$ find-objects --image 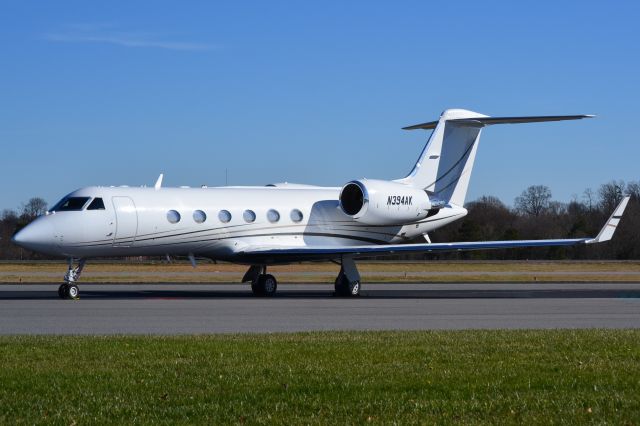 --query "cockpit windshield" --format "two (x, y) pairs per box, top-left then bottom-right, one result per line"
(87, 198), (105, 210)
(50, 197), (91, 212)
